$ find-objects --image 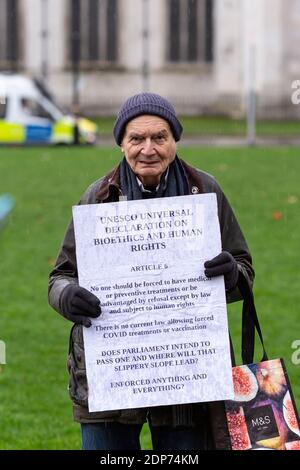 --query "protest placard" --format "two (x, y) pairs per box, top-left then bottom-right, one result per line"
(73, 194), (234, 412)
